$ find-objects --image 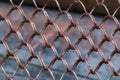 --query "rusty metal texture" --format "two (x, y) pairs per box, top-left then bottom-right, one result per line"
(0, 0), (120, 80)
